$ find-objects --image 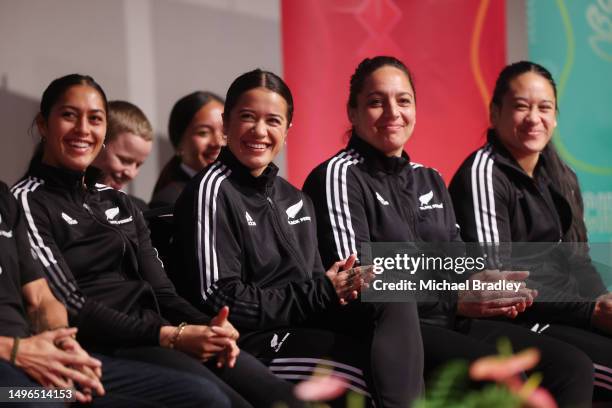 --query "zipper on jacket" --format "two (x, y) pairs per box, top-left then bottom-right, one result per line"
(533, 183), (563, 242)
(82, 201), (127, 266)
(264, 194), (309, 276)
